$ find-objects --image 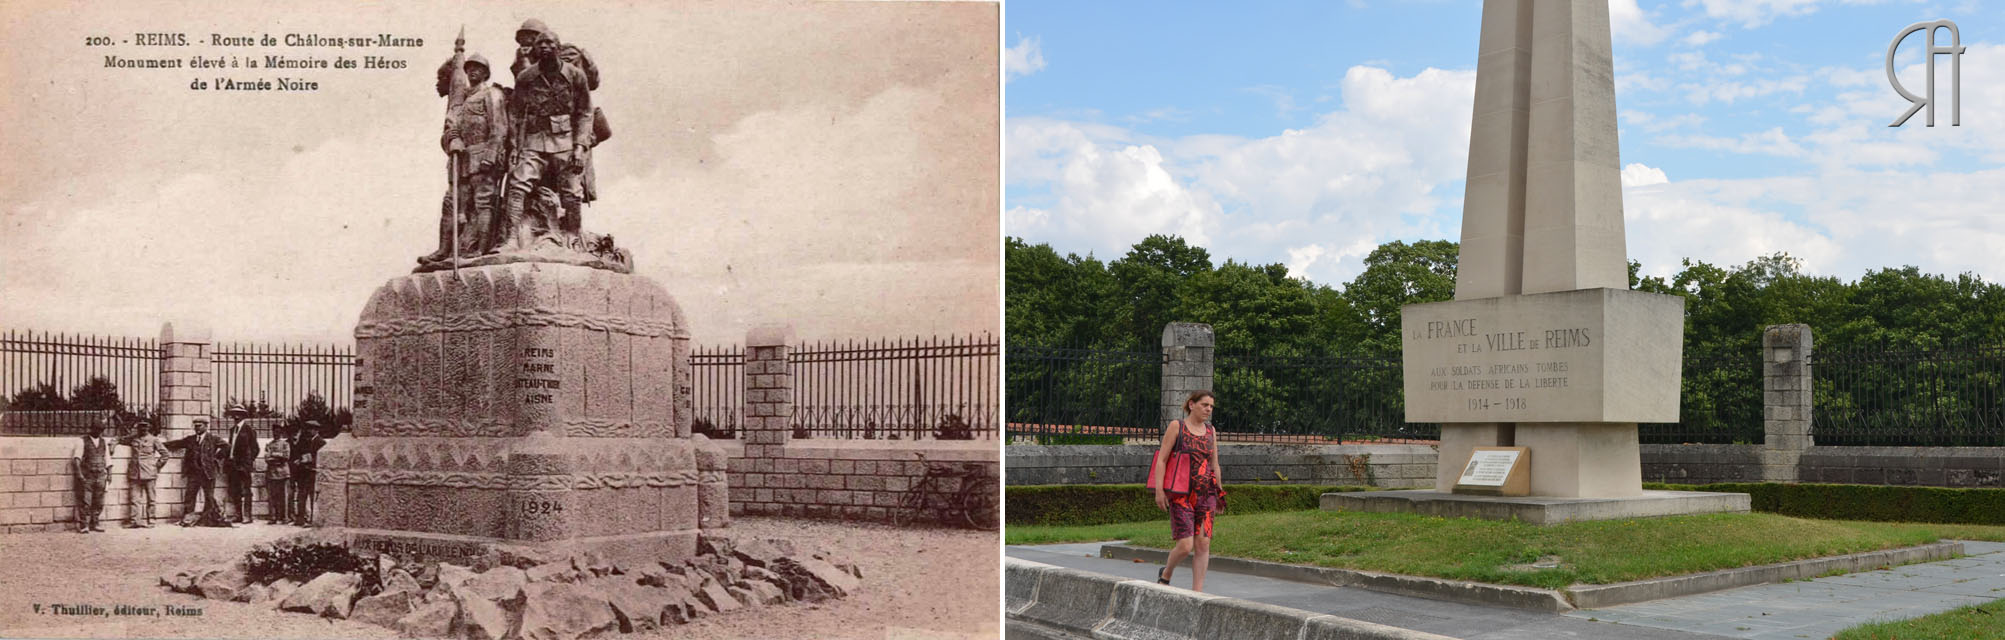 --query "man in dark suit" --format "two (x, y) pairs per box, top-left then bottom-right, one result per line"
(70, 421), (114, 533)
(164, 417), (229, 526)
(224, 404), (262, 524)
(291, 421), (325, 526)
